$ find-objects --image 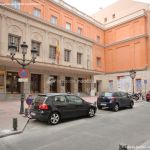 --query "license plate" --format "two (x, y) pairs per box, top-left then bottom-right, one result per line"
(31, 112), (36, 116)
(101, 103), (106, 106)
